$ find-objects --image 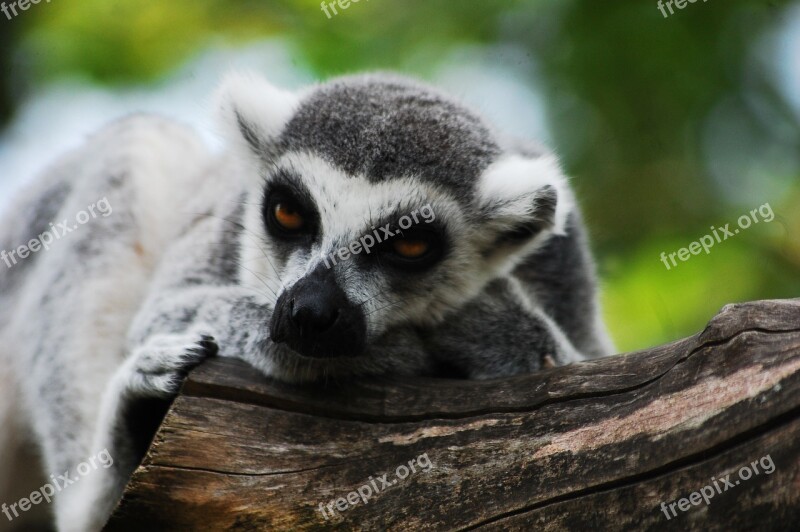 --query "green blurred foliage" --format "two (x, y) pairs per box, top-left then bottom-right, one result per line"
(3, 0), (799, 352)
